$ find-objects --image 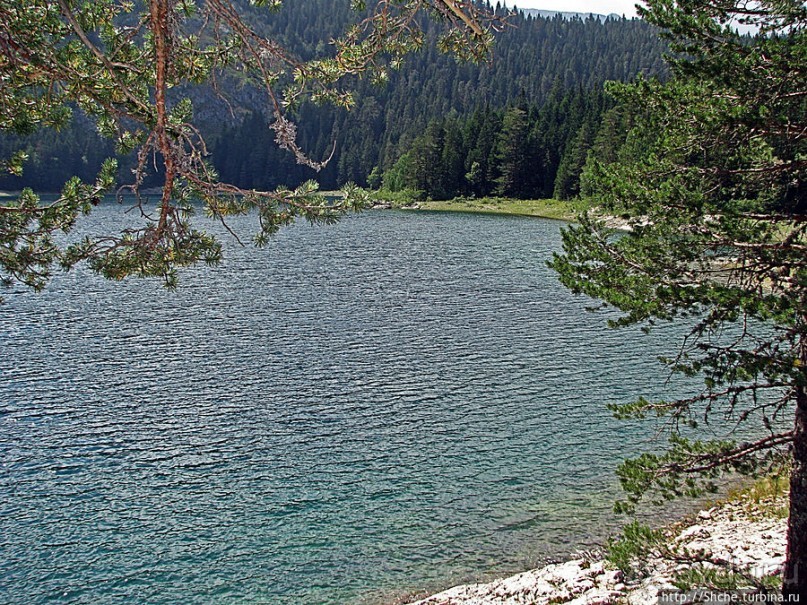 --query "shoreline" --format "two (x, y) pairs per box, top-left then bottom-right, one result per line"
(373, 196), (586, 222)
(401, 488), (788, 605)
(1, 189), (588, 224)
(374, 196), (639, 231)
